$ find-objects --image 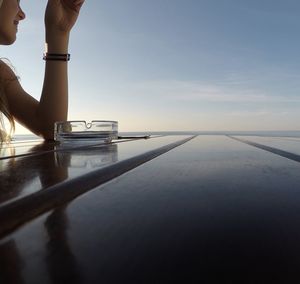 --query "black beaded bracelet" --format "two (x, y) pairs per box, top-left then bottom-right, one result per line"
(43, 53), (70, 61)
